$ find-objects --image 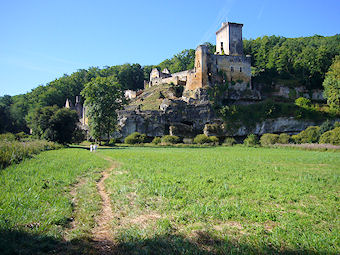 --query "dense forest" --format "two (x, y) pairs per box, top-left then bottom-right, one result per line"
(0, 34), (339, 134)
